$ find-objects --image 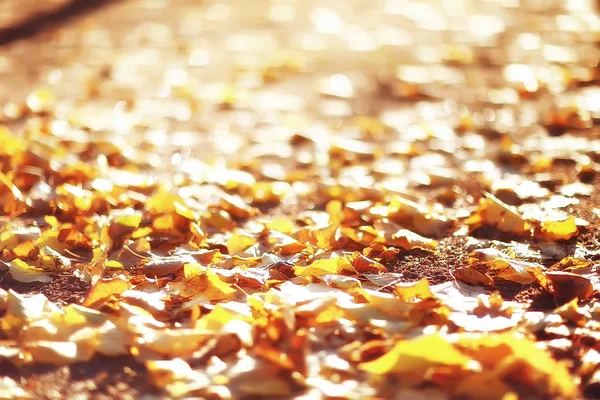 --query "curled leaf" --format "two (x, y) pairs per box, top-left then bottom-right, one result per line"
(546, 271), (594, 301)
(7, 259), (52, 283)
(467, 194), (530, 235)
